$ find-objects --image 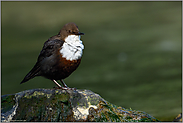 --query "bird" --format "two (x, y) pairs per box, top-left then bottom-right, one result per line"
(20, 22), (84, 90)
